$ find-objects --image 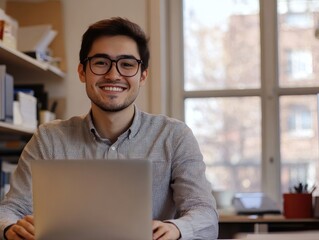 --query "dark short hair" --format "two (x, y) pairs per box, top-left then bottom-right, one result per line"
(79, 17), (150, 72)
